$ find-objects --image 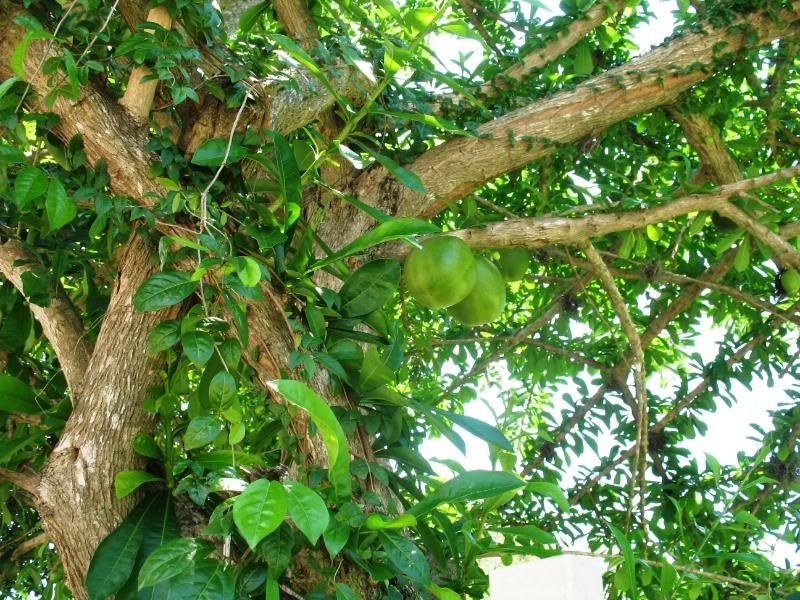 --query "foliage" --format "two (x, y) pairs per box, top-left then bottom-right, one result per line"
(0, 0), (799, 598)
